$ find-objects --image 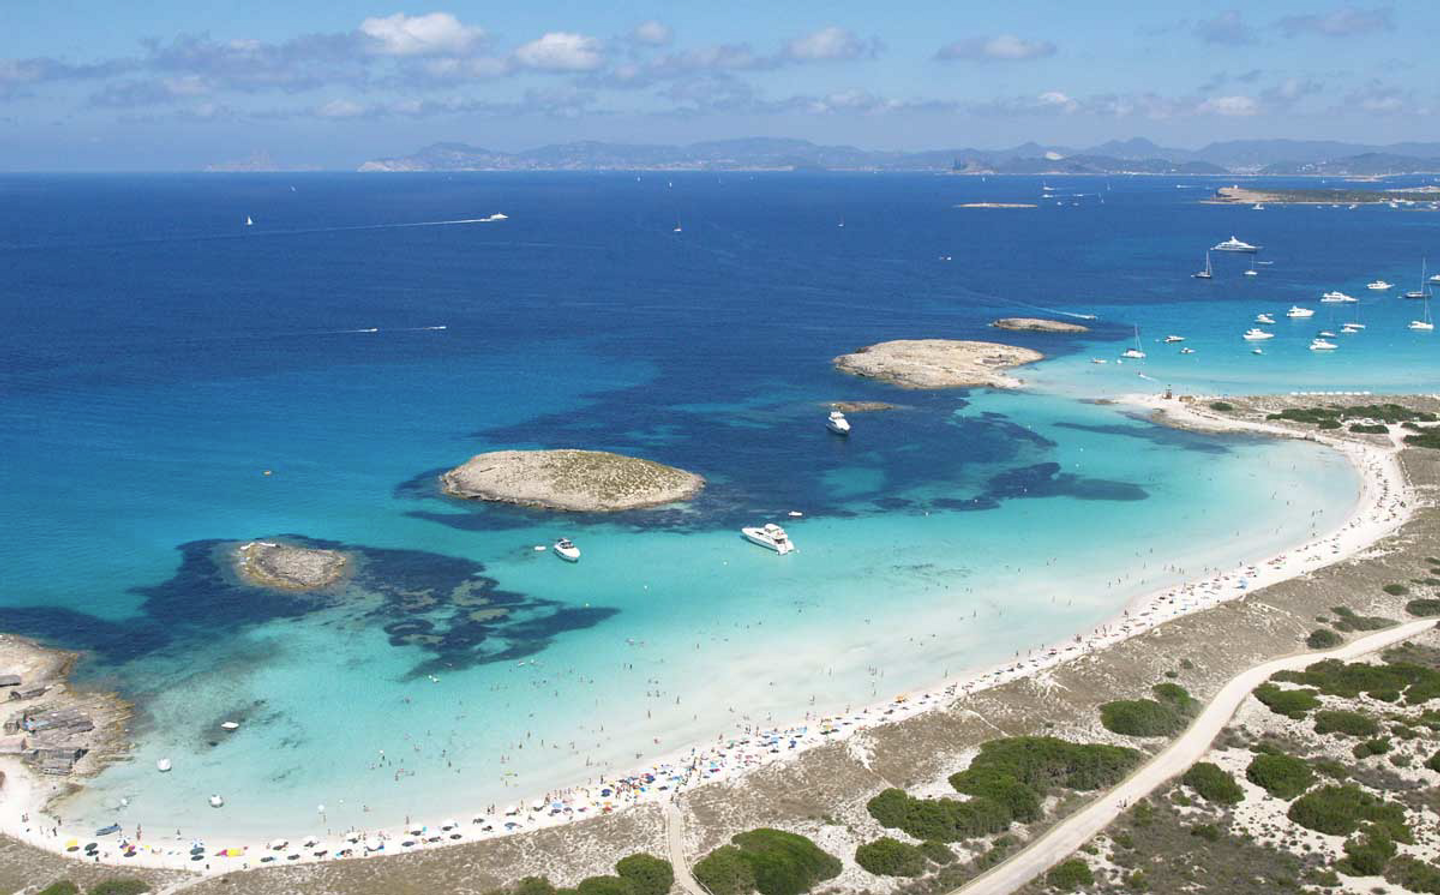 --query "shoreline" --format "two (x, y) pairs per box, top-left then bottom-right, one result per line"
(0, 391), (1414, 878)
